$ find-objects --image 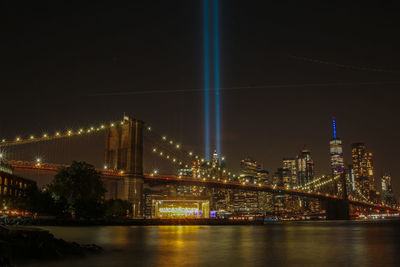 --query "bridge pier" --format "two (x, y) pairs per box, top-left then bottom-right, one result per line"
(105, 117), (144, 217)
(123, 176), (144, 217)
